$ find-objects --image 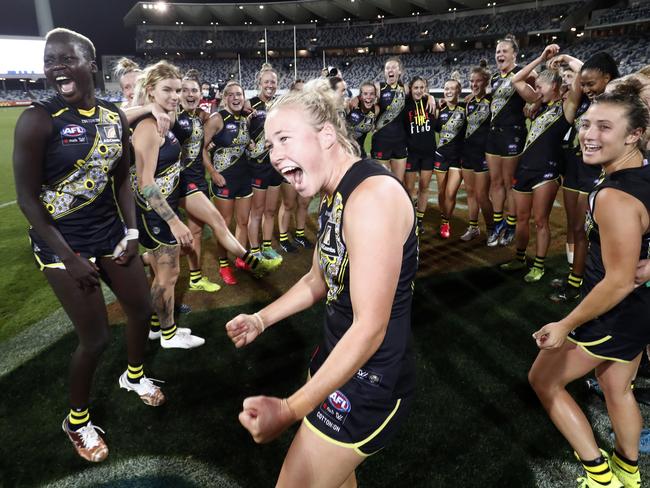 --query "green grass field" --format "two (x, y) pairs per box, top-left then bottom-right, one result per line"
(0, 107), (63, 343)
(1, 106), (650, 487)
